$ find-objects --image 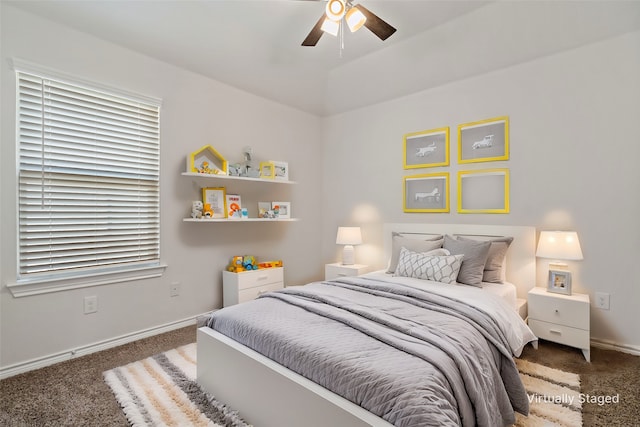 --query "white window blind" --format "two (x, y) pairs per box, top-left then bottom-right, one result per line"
(16, 71), (161, 279)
